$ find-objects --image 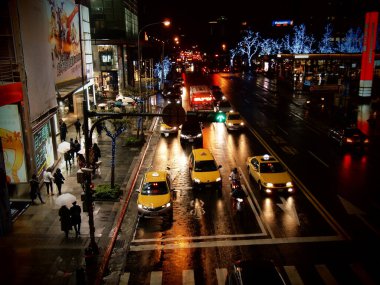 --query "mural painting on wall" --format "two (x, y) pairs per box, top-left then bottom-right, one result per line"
(47, 0), (81, 84)
(0, 105), (27, 184)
